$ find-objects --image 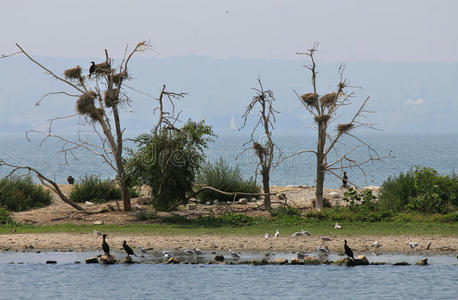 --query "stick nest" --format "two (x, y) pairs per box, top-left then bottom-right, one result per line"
(112, 71), (128, 86)
(64, 66), (82, 80)
(337, 123), (354, 133)
(253, 142), (266, 158)
(94, 62), (112, 76)
(301, 93), (318, 106)
(320, 93), (337, 107)
(104, 89), (120, 107)
(314, 114), (330, 123)
(76, 92), (97, 115)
